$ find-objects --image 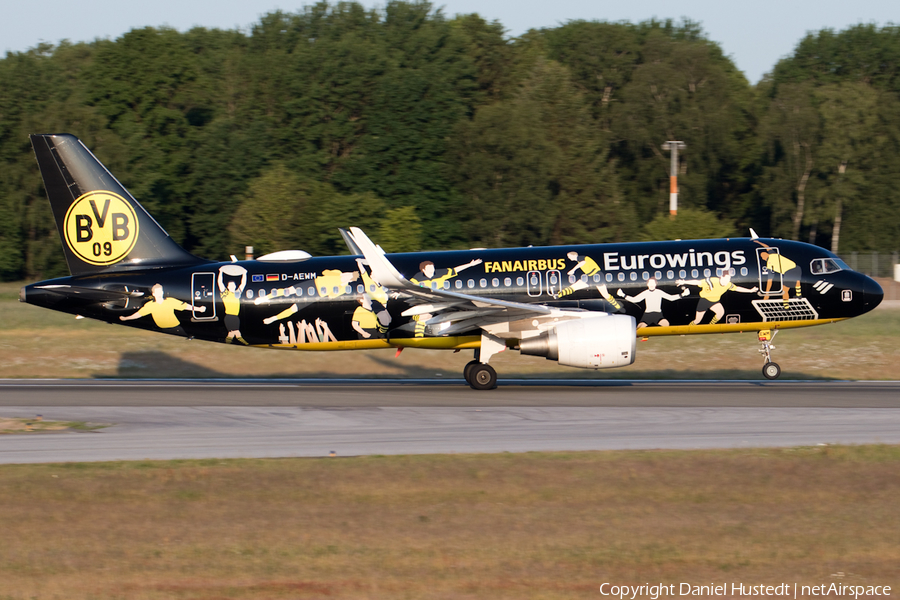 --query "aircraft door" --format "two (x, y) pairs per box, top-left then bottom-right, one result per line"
(527, 270), (542, 297)
(756, 247), (784, 295)
(546, 270), (561, 296)
(191, 272), (217, 321)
